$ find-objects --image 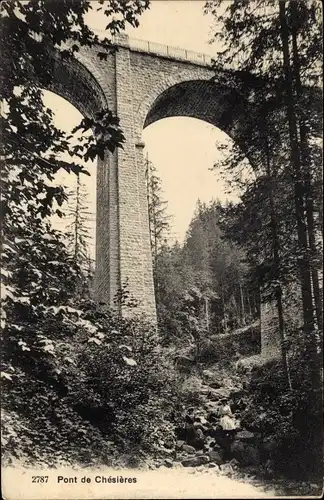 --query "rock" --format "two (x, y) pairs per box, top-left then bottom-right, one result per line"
(181, 455), (209, 467)
(212, 429), (230, 448)
(208, 462), (218, 468)
(204, 438), (217, 452)
(263, 459), (274, 478)
(208, 450), (223, 465)
(195, 450), (204, 456)
(236, 430), (255, 440)
(176, 440), (185, 450)
(164, 458), (173, 468)
(220, 463), (234, 474)
(207, 387), (232, 401)
(239, 445), (261, 466)
(229, 458), (240, 467)
(182, 444), (196, 454)
(196, 428), (204, 439)
(181, 458), (199, 467)
(208, 381), (223, 389)
(231, 440), (245, 459)
(261, 438), (277, 456)
(205, 401), (219, 409)
(197, 455), (210, 465)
